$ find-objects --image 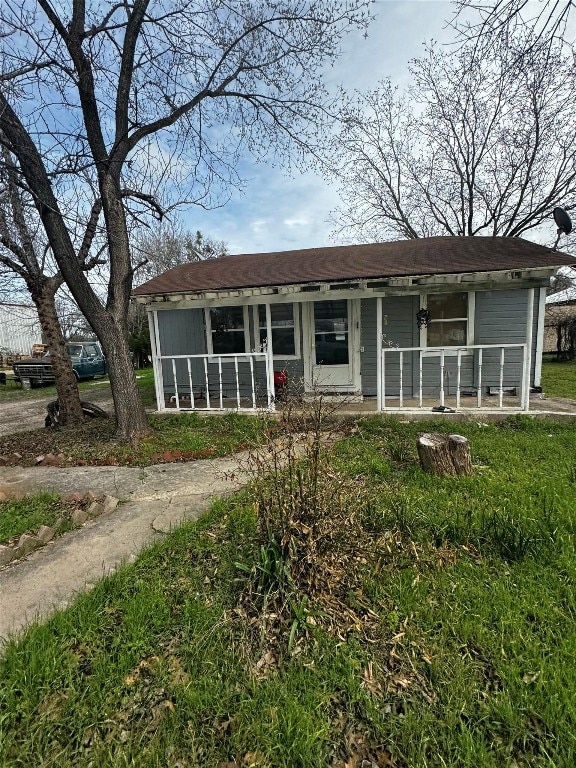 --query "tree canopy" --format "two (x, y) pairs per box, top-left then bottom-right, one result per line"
(329, 31), (576, 244)
(134, 227), (228, 285)
(0, 0), (370, 440)
(455, 0), (576, 49)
